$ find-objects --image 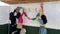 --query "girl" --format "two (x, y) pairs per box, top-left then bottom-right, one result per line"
(39, 14), (47, 34)
(15, 7), (30, 34)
